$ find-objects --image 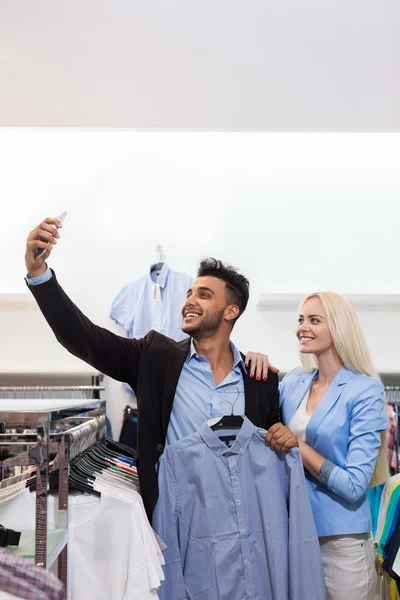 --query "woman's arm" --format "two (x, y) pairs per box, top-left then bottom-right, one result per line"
(297, 440), (325, 479)
(268, 381), (388, 504)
